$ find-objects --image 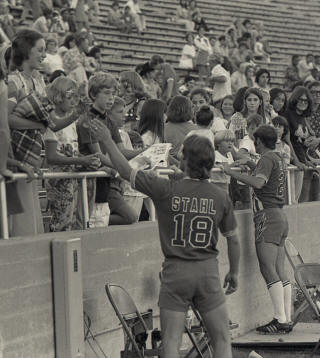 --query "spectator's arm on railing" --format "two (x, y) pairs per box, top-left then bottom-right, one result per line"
(222, 163), (265, 189)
